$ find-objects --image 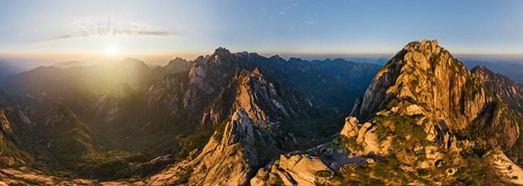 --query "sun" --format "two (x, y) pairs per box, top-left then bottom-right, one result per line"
(105, 46), (119, 56)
